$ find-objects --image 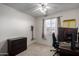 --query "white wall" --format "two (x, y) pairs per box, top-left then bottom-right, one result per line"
(35, 8), (79, 46)
(0, 4), (36, 53)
